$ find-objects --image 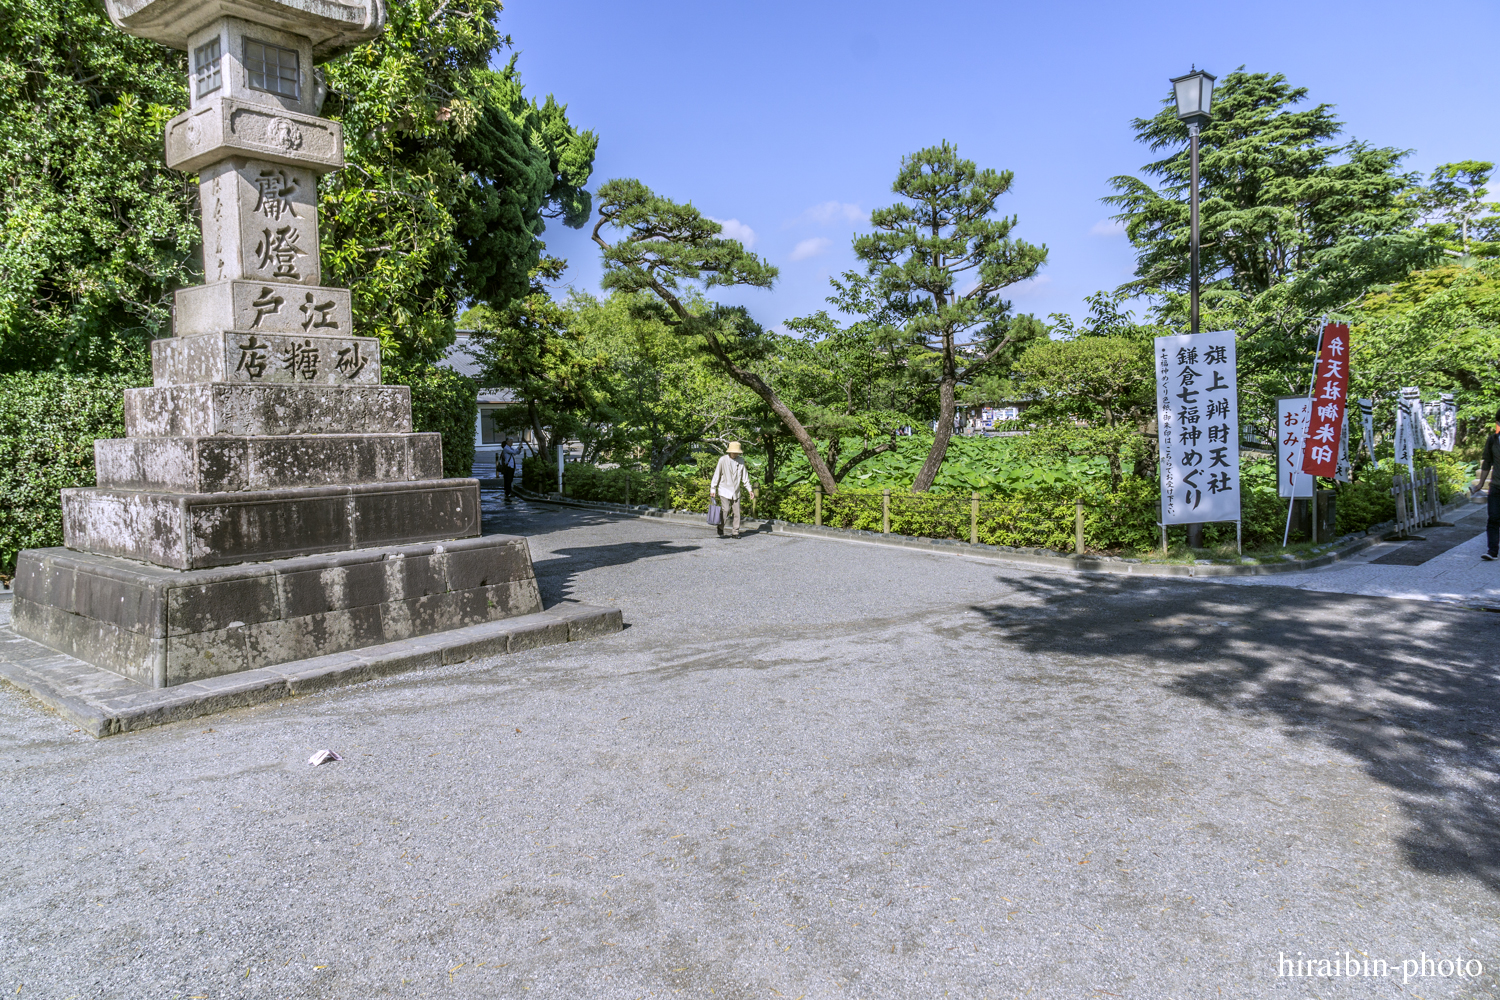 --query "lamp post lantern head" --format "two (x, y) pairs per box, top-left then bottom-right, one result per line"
(102, 0), (386, 58)
(1170, 67), (1216, 130)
